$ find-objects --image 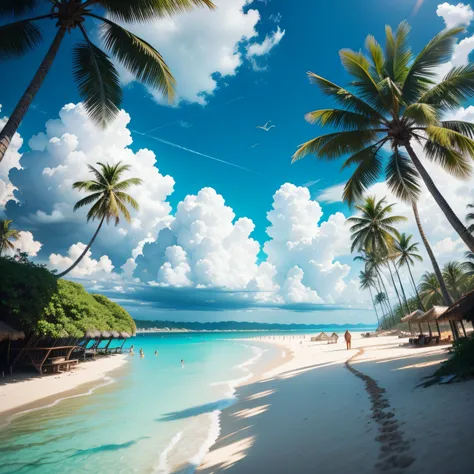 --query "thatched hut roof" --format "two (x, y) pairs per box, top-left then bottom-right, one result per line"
(311, 332), (330, 341)
(119, 331), (131, 339)
(110, 330), (120, 339)
(85, 329), (101, 339)
(418, 306), (448, 323)
(439, 289), (474, 322)
(100, 330), (112, 339)
(0, 321), (25, 342)
(400, 310), (424, 323)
